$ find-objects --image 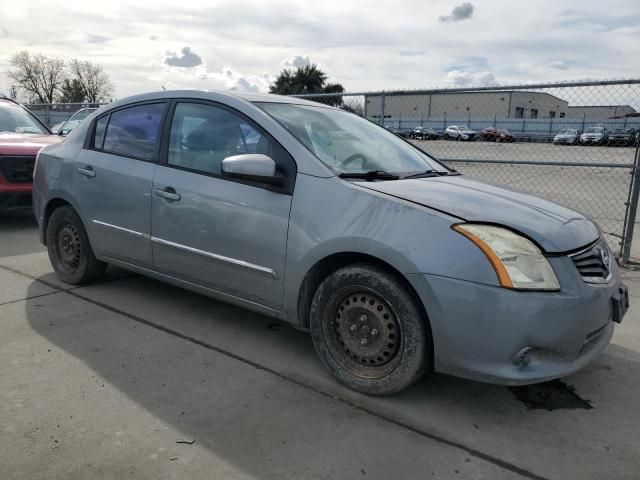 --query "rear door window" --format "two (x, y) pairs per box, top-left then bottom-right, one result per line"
(101, 103), (165, 160)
